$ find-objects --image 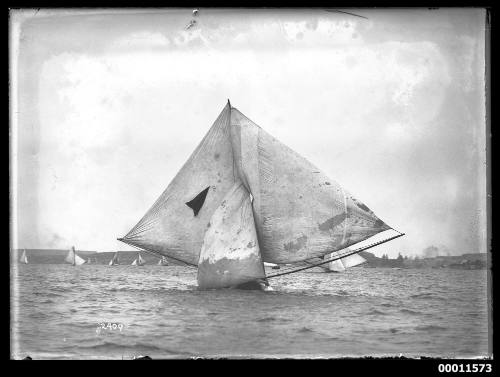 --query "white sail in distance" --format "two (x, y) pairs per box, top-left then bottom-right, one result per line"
(65, 247), (86, 266)
(20, 249), (28, 264)
(109, 252), (119, 266)
(131, 254), (145, 266)
(325, 251), (366, 272)
(158, 256), (168, 266)
(119, 101), (401, 288)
